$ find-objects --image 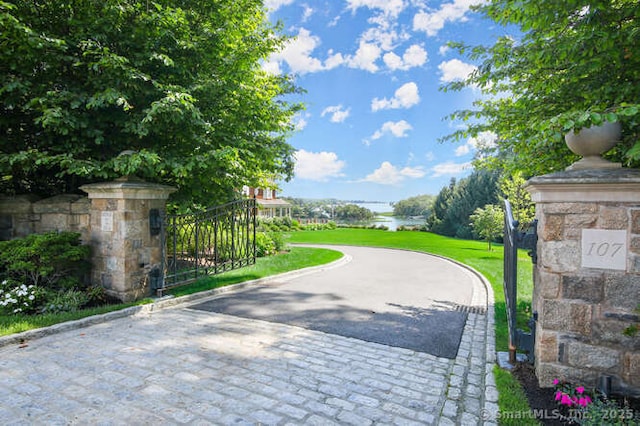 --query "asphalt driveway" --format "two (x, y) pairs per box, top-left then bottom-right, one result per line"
(191, 245), (485, 359)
